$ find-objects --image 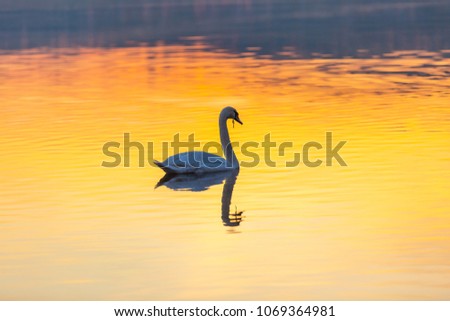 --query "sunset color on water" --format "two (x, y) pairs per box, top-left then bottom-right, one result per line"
(0, 0), (449, 300)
